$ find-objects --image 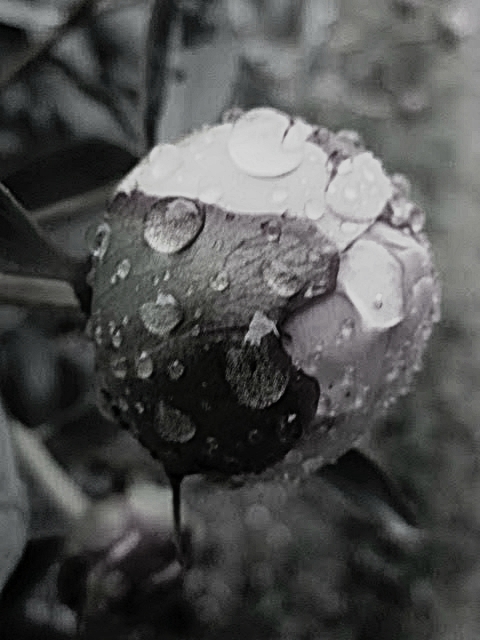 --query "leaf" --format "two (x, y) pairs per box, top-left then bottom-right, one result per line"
(0, 401), (28, 592)
(145, 0), (241, 146)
